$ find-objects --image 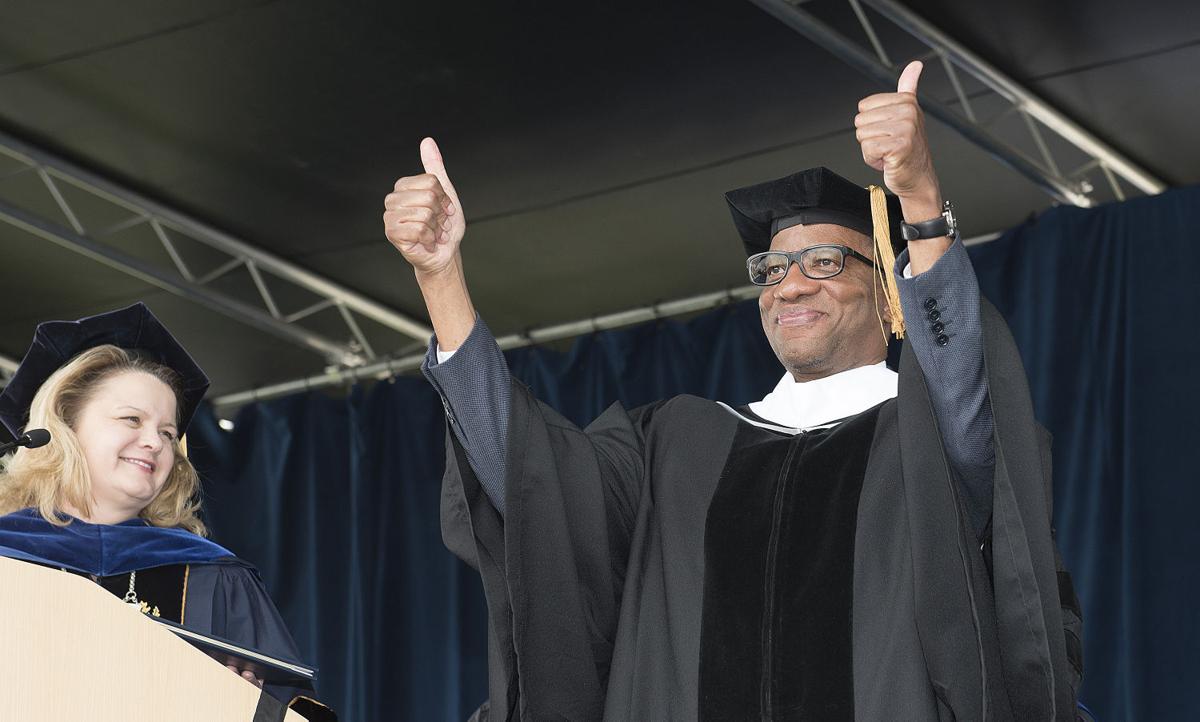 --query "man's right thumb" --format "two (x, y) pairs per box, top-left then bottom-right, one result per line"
(420, 137), (447, 178)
